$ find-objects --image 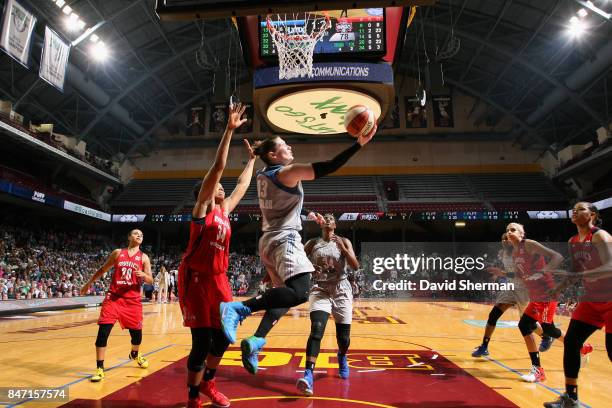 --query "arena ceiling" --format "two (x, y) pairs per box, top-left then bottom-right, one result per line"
(0, 0), (610, 162)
